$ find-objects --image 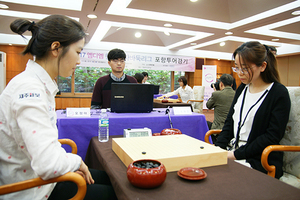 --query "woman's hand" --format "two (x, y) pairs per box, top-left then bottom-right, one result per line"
(227, 151), (236, 160)
(77, 160), (94, 184)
